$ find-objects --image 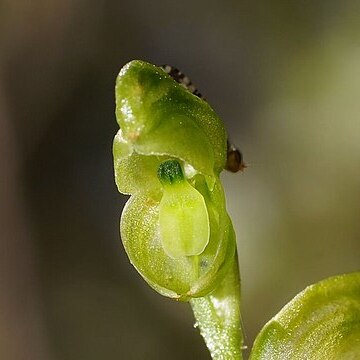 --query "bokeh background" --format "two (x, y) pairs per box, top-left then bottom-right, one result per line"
(1, 1), (359, 359)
